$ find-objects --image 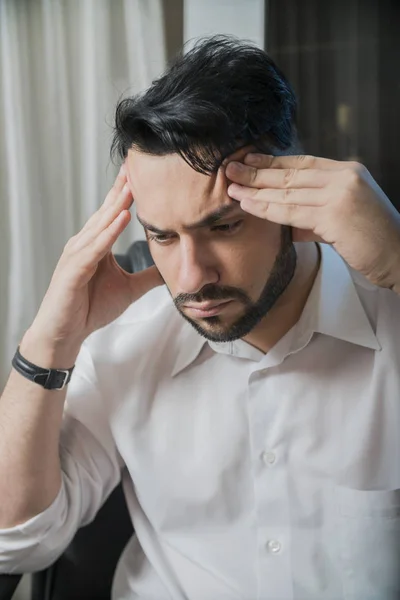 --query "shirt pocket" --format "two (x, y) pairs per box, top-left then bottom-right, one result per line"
(334, 486), (400, 600)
